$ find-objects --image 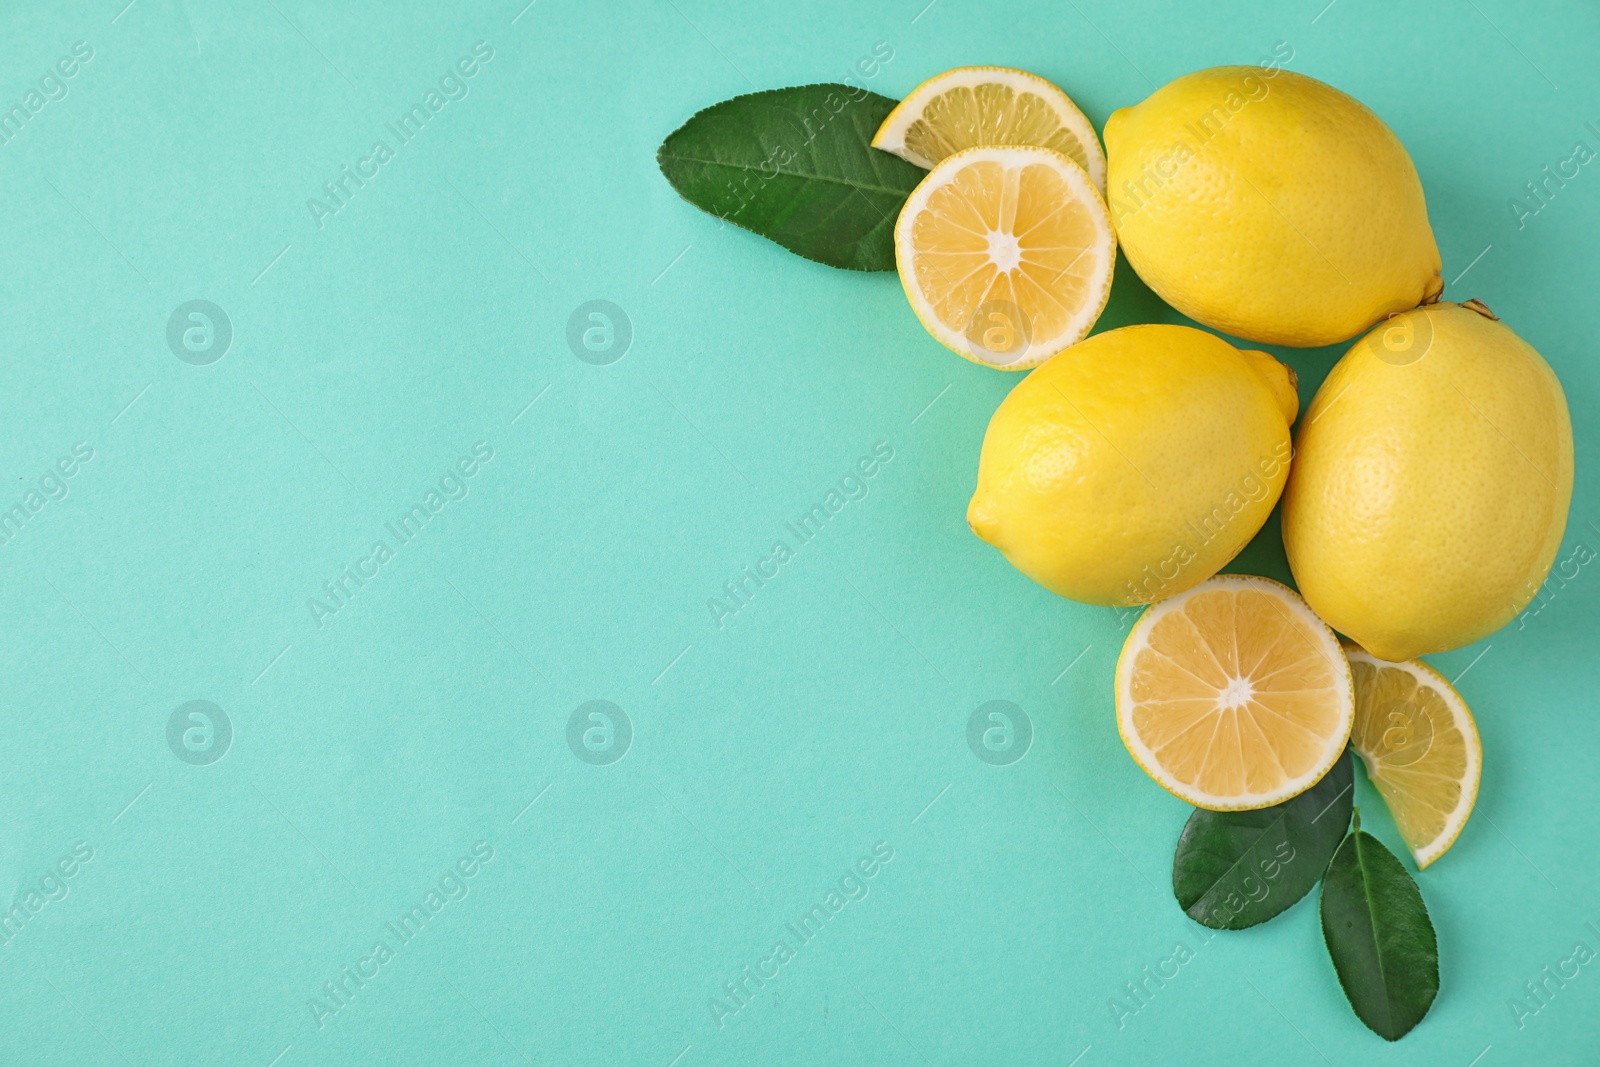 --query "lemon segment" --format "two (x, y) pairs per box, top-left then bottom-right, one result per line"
(1116, 575), (1355, 811)
(895, 146), (1115, 369)
(873, 66), (1106, 191)
(1345, 648), (1481, 869)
